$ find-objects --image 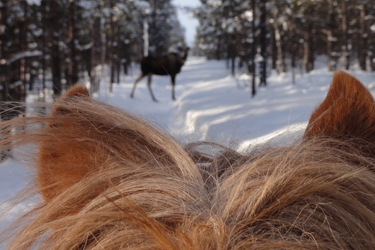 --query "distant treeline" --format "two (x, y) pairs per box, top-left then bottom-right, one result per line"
(193, 0), (375, 87)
